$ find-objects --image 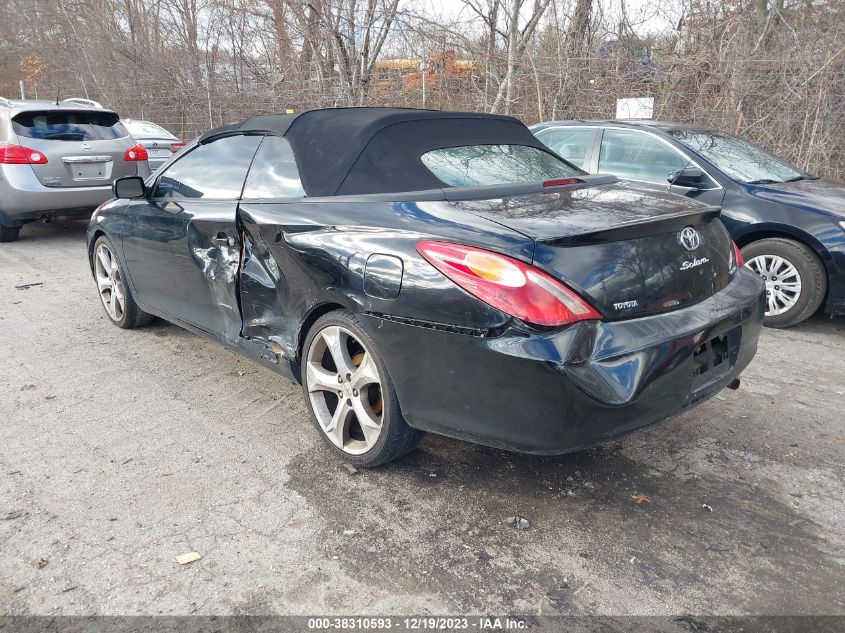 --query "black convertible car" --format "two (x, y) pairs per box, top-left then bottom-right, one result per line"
(87, 108), (764, 467)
